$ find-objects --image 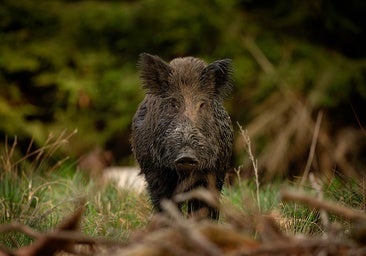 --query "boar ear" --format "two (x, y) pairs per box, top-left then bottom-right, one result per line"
(201, 59), (233, 98)
(138, 53), (172, 94)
